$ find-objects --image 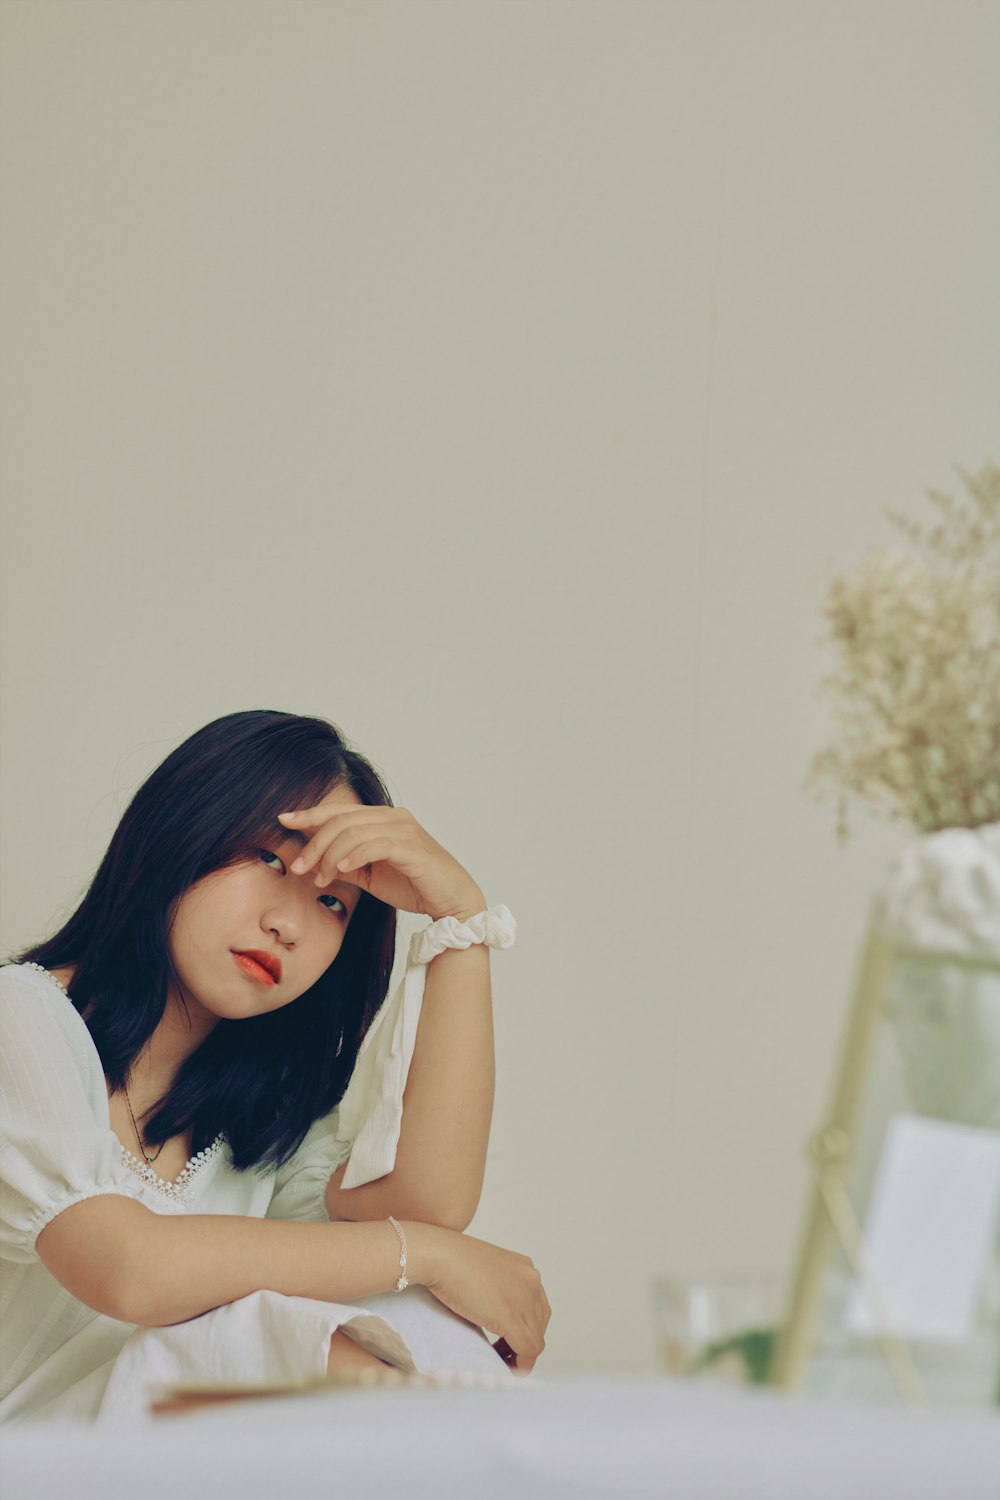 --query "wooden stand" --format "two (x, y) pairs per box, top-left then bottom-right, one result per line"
(770, 917), (925, 1401)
